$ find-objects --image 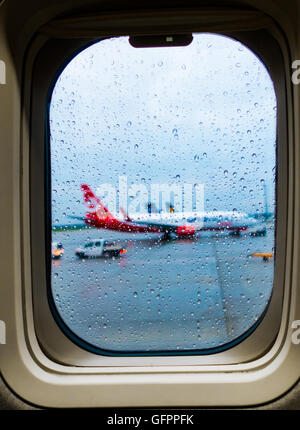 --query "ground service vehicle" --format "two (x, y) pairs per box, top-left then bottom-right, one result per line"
(1, 0), (300, 413)
(51, 242), (64, 259)
(75, 239), (126, 258)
